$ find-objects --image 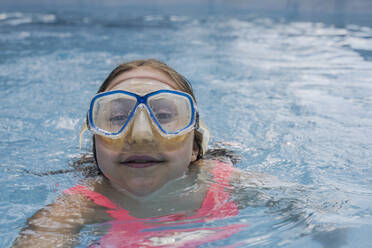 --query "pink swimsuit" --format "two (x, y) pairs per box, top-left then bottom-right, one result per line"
(65, 161), (247, 247)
